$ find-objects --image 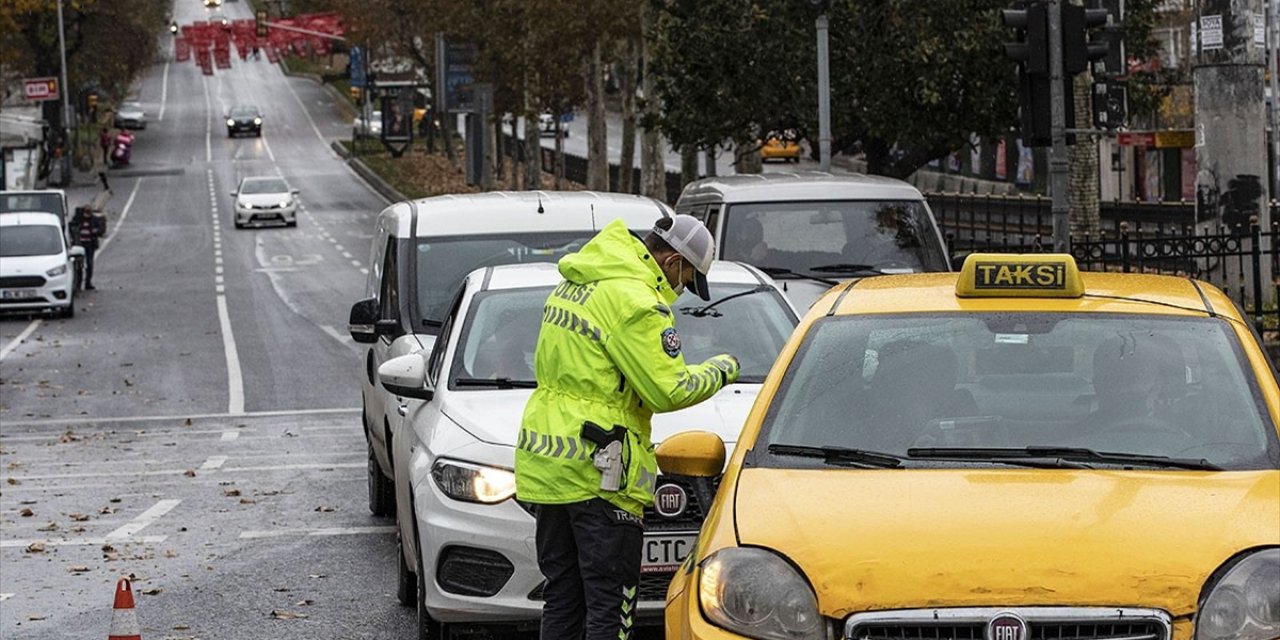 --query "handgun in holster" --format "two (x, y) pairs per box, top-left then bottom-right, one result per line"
(581, 421), (625, 492)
